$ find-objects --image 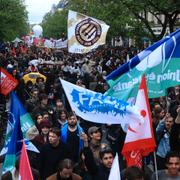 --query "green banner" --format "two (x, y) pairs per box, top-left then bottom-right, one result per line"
(106, 58), (180, 102)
